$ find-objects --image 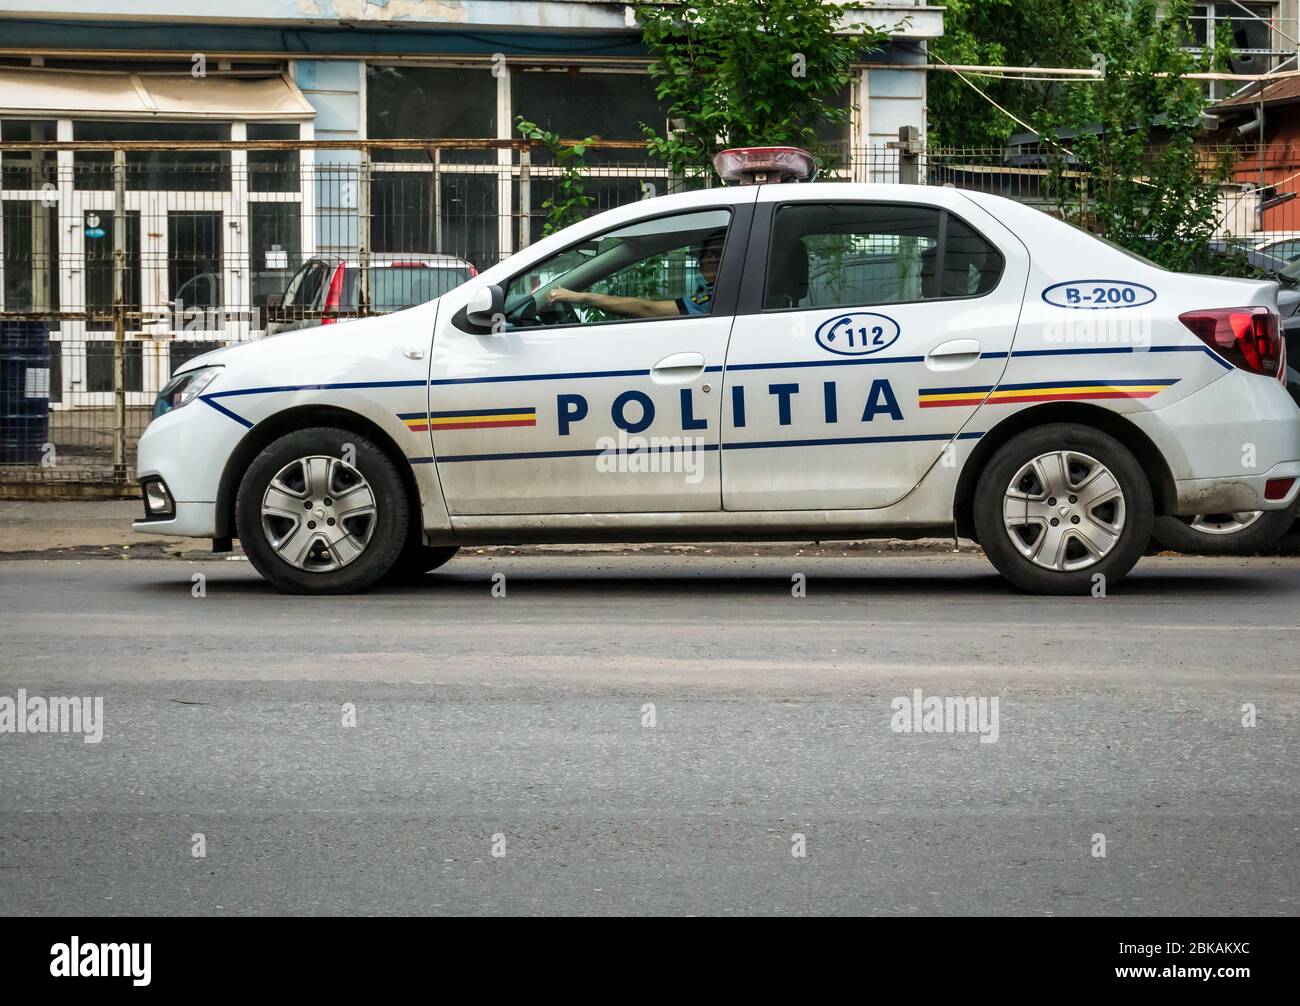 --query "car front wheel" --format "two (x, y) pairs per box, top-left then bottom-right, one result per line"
(974, 424), (1153, 595)
(236, 427), (409, 594)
